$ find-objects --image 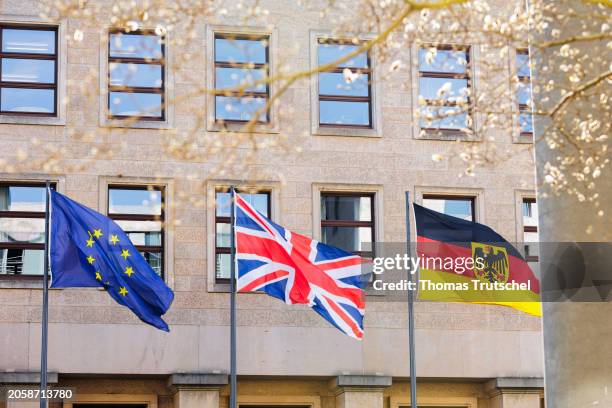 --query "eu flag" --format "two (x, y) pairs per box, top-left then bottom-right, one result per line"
(49, 190), (174, 331)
